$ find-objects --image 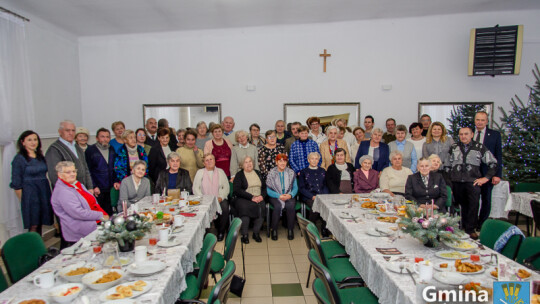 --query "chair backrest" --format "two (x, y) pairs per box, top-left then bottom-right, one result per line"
(297, 213), (313, 251)
(308, 249), (341, 304)
(208, 260), (236, 304)
(514, 183), (540, 192)
(445, 186), (452, 208)
(531, 200), (540, 232)
(223, 218), (242, 261)
(306, 223), (329, 267)
(0, 270), (8, 293)
(479, 219), (523, 260)
(197, 233), (218, 291)
(516, 237), (540, 270)
(313, 278), (331, 304)
(1, 232), (47, 283)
